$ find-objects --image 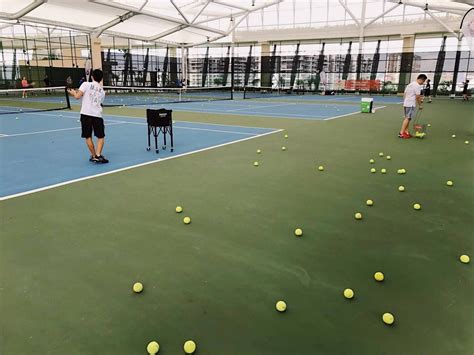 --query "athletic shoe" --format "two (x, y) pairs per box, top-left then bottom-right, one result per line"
(398, 132), (411, 139)
(89, 155), (99, 163)
(96, 155), (109, 164)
